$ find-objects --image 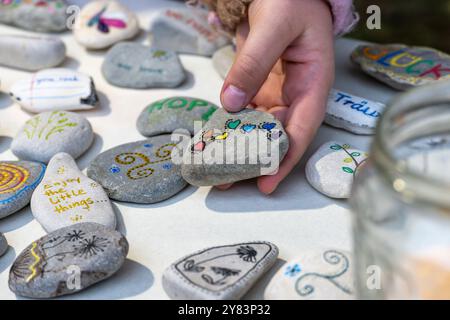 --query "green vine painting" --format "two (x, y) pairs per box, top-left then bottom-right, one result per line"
(330, 144), (368, 176)
(24, 111), (78, 141)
